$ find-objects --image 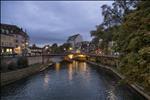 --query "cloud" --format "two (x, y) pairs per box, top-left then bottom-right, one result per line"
(1, 1), (113, 46)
